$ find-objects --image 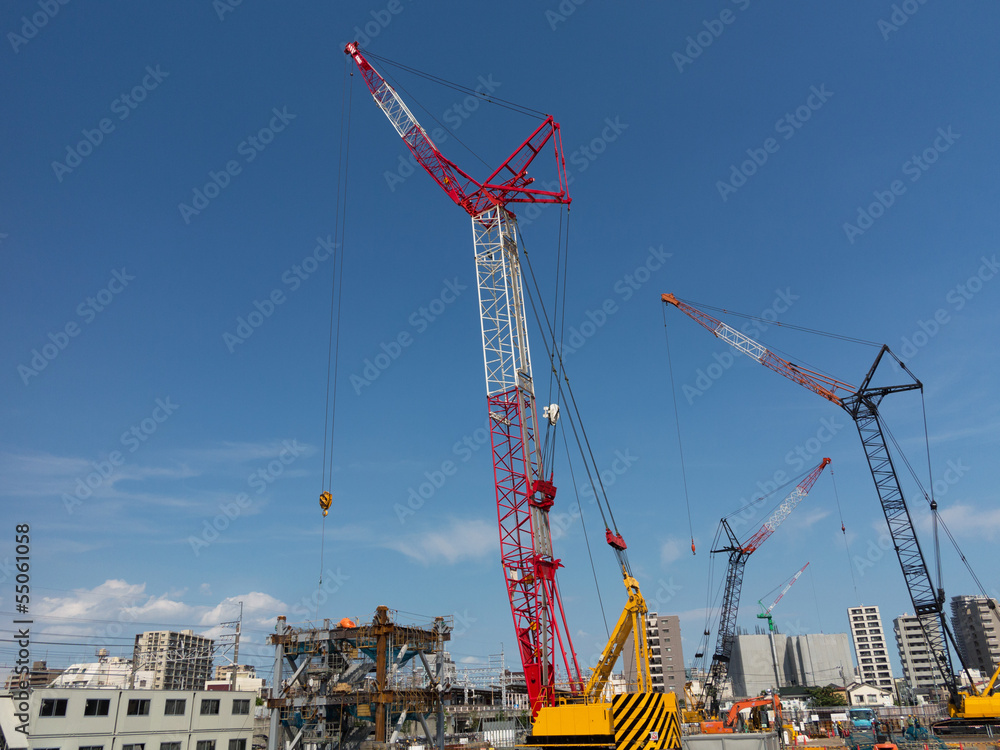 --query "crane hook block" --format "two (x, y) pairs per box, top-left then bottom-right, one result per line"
(605, 528), (627, 551)
(319, 491), (333, 517)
